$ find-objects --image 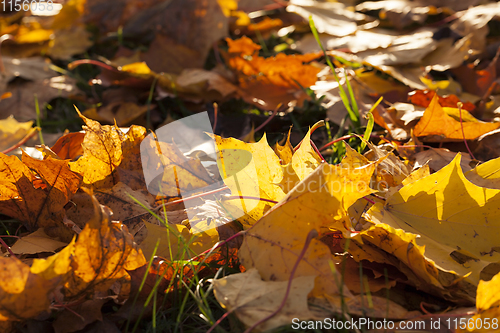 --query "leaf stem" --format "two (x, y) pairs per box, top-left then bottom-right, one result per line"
(0, 34), (13, 74)
(157, 185), (230, 208)
(310, 140), (325, 162)
(0, 237), (15, 257)
(458, 102), (476, 160)
(293, 120), (325, 151)
(212, 102), (218, 133)
(67, 59), (117, 71)
(225, 196), (278, 204)
(1, 127), (40, 154)
(319, 134), (357, 151)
